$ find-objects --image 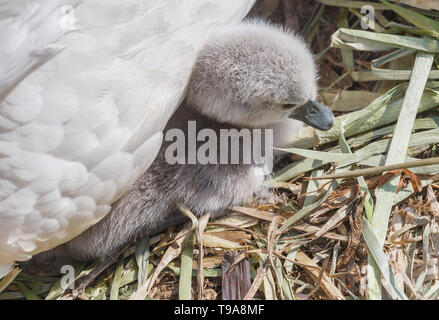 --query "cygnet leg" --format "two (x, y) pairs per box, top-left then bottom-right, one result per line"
(72, 244), (130, 297)
(72, 214), (191, 294)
